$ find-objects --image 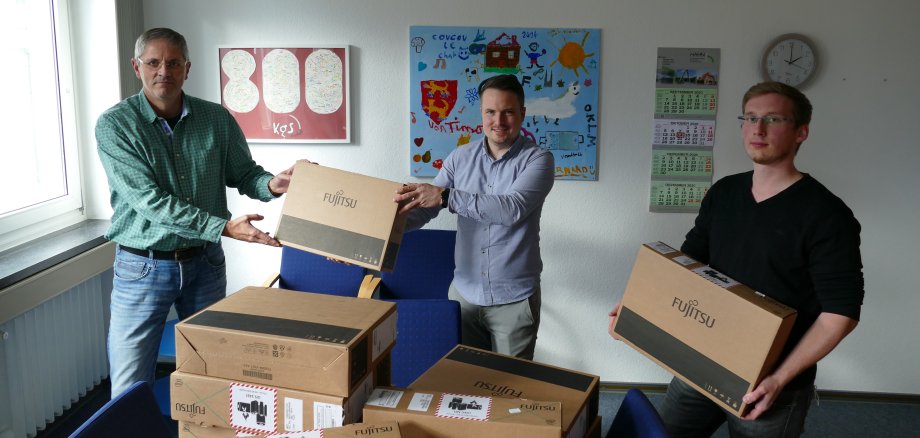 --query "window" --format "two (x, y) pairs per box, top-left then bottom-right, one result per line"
(0, 0), (82, 241)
